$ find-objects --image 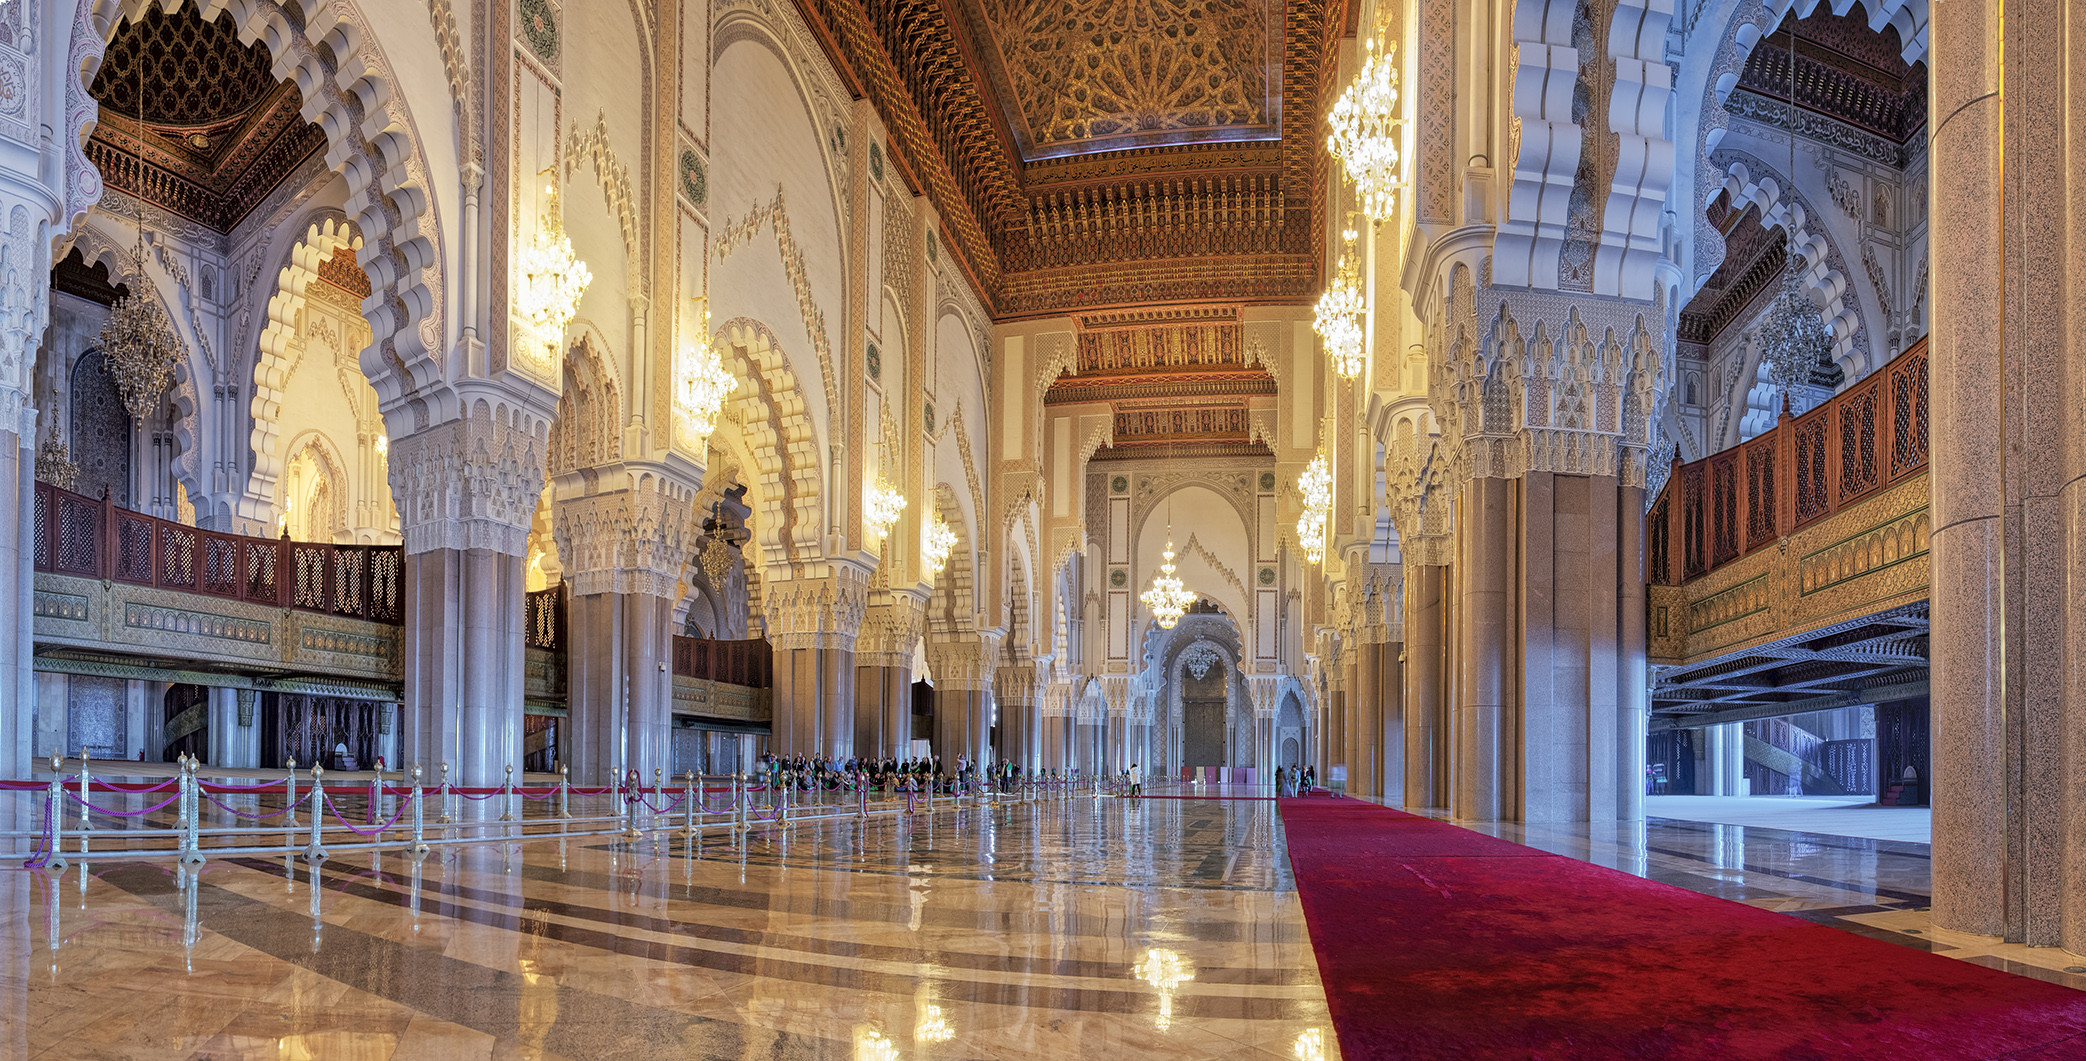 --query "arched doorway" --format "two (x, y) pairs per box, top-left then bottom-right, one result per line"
(1181, 652), (1229, 768)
